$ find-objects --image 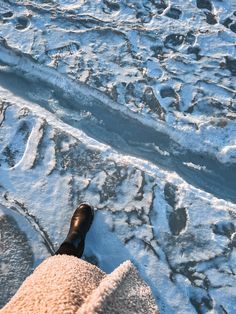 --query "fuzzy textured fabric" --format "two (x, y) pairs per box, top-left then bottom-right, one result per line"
(0, 255), (158, 314)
